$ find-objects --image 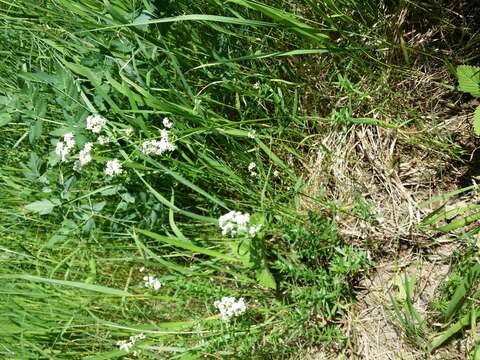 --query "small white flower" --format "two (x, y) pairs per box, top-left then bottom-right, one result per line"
(130, 333), (146, 342)
(117, 333), (146, 353)
(97, 135), (111, 145)
(105, 159), (123, 176)
(273, 170), (280, 177)
(219, 211), (256, 237)
(55, 133), (77, 162)
(248, 224), (263, 237)
(141, 129), (175, 156)
(248, 162), (257, 177)
(139, 267), (145, 273)
(124, 127), (134, 136)
(79, 142), (93, 165)
(143, 275), (162, 291)
(73, 142), (94, 172)
(214, 296), (246, 321)
(253, 82), (260, 89)
(247, 129), (256, 139)
(162, 117), (173, 129)
(86, 114), (107, 134)
(117, 340), (133, 352)
(83, 142), (94, 153)
(63, 132), (75, 149)
(235, 213), (250, 231)
(55, 142), (69, 162)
